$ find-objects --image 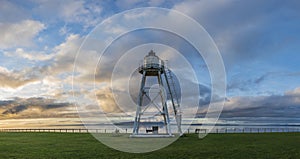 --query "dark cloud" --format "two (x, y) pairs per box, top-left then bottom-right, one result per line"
(197, 87), (300, 118)
(253, 72), (295, 84)
(174, 0), (300, 67)
(228, 71), (300, 92)
(2, 105), (26, 115)
(227, 78), (252, 92)
(0, 97), (76, 119)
